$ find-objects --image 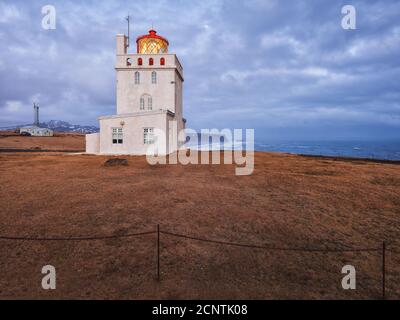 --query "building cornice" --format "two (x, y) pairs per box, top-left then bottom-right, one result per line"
(99, 109), (176, 120)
